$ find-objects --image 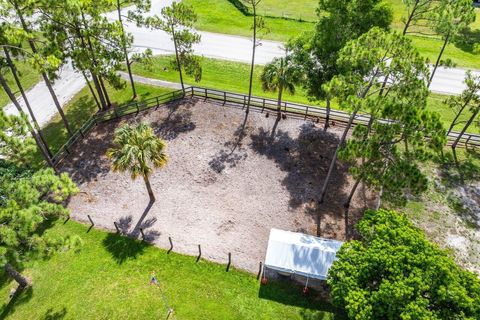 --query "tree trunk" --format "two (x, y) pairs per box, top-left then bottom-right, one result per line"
(402, 0), (419, 35)
(3, 47), (52, 157)
(452, 107), (479, 151)
(324, 98), (331, 131)
(91, 73), (107, 110)
(80, 10), (111, 109)
(5, 263), (29, 289)
(98, 76), (111, 108)
(343, 176), (362, 240)
(172, 26), (185, 93)
(117, 0), (137, 99)
(447, 100), (470, 135)
(428, 33), (450, 88)
(0, 71), (54, 167)
(143, 175), (155, 202)
(317, 109), (359, 236)
(246, 4), (257, 115)
(81, 71), (101, 111)
(270, 84), (283, 140)
(14, 3), (73, 137)
(375, 186), (384, 211)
